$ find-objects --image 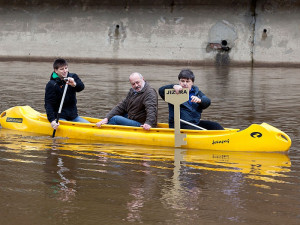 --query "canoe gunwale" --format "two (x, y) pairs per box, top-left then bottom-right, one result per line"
(38, 113), (239, 135)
